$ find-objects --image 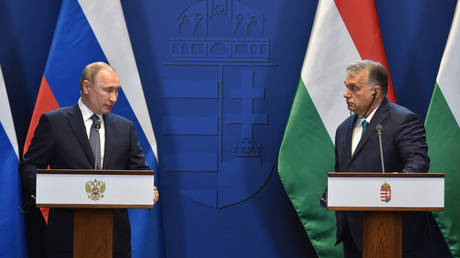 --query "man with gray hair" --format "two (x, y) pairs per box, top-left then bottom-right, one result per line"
(324, 60), (431, 257)
(20, 62), (159, 258)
